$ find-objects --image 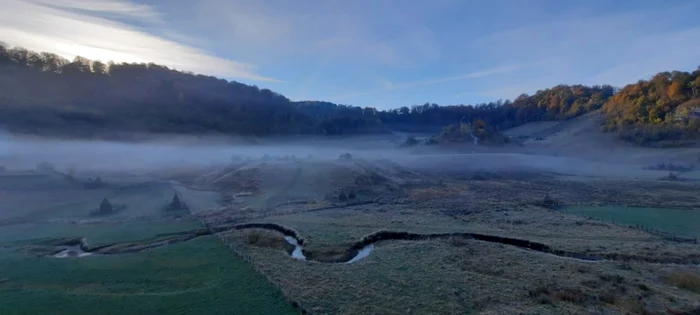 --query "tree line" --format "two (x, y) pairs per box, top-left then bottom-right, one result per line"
(379, 84), (614, 131)
(0, 44), (365, 137)
(602, 69), (700, 146)
(0, 43), (698, 144)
